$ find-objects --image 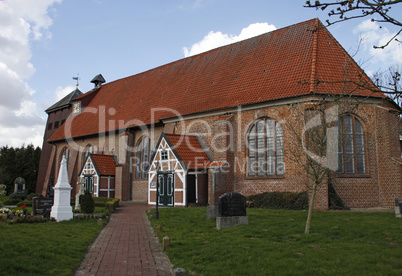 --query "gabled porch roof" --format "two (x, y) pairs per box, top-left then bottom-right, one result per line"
(151, 133), (212, 171)
(79, 154), (117, 176)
